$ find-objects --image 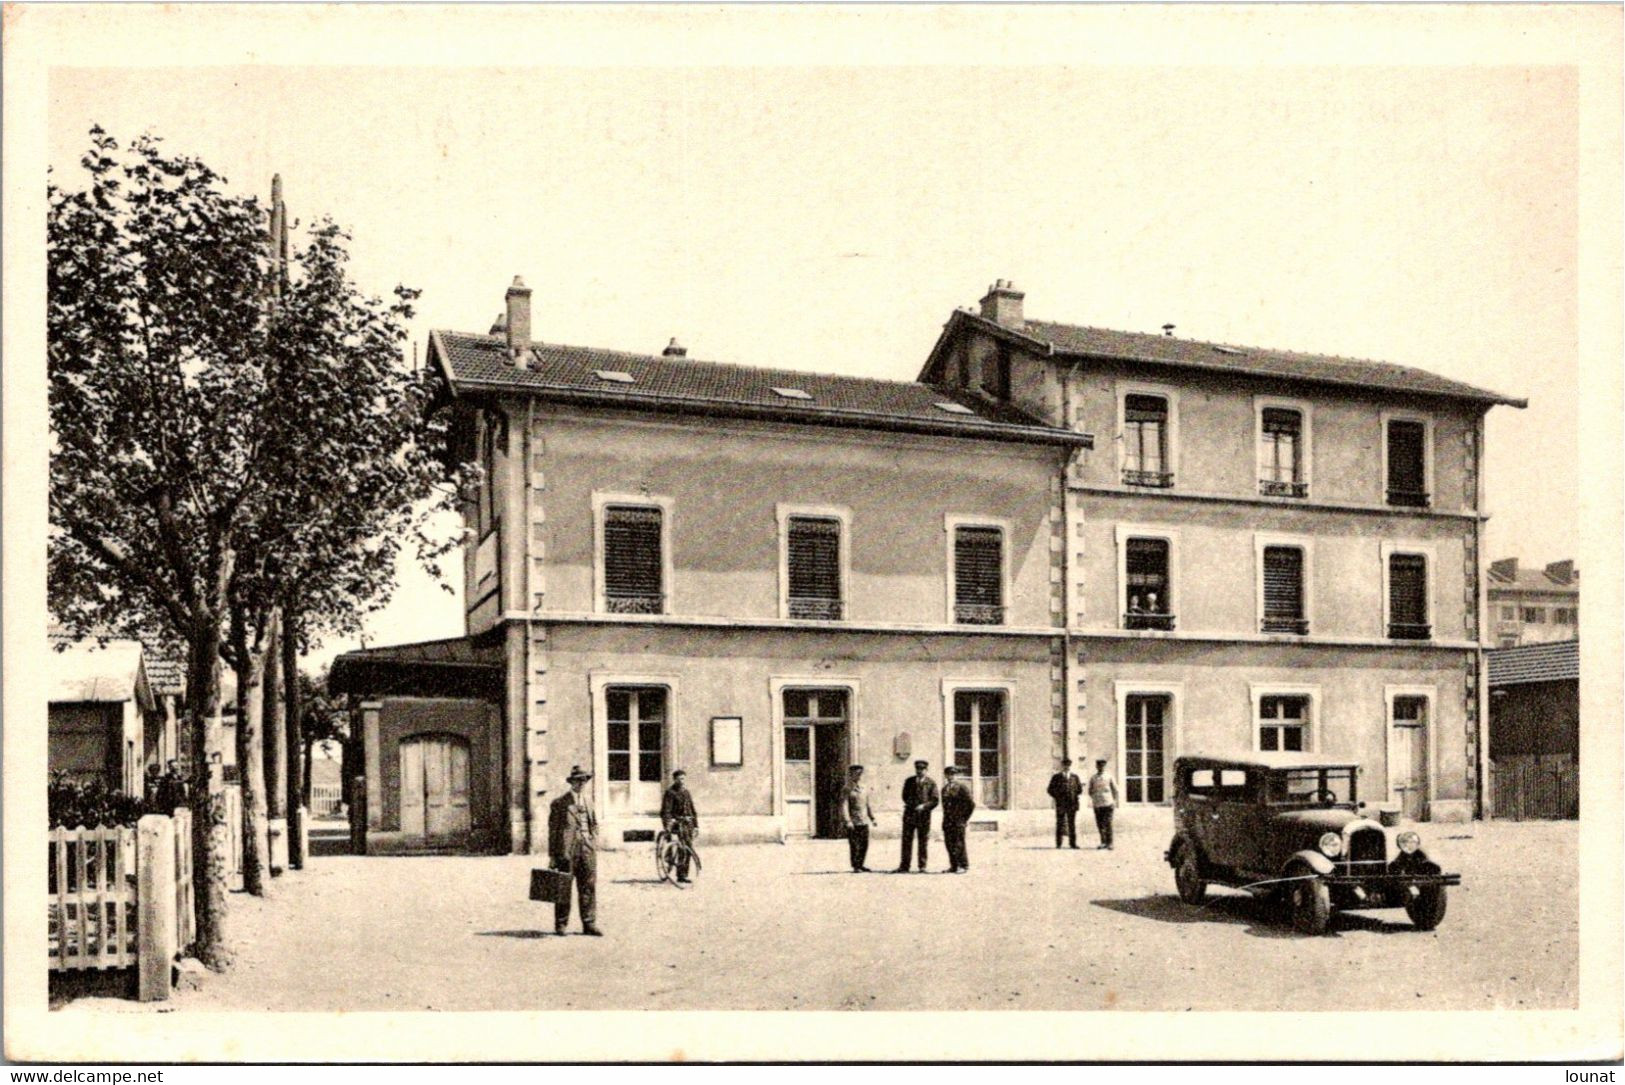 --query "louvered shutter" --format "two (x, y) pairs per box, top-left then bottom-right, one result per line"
(1388, 553), (1428, 635)
(954, 527), (1003, 607)
(1262, 547), (1304, 620)
(604, 506), (663, 607)
(1387, 421), (1426, 494)
(788, 517), (841, 606)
